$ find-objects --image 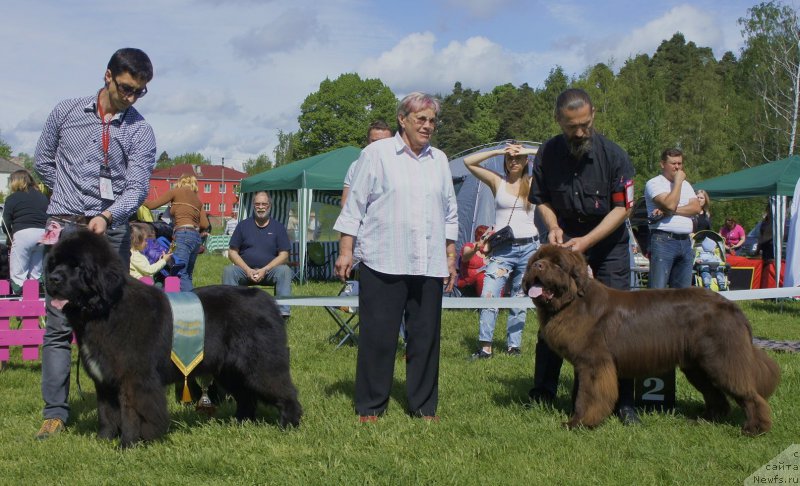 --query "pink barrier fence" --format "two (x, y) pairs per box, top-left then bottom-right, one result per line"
(0, 276), (180, 365)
